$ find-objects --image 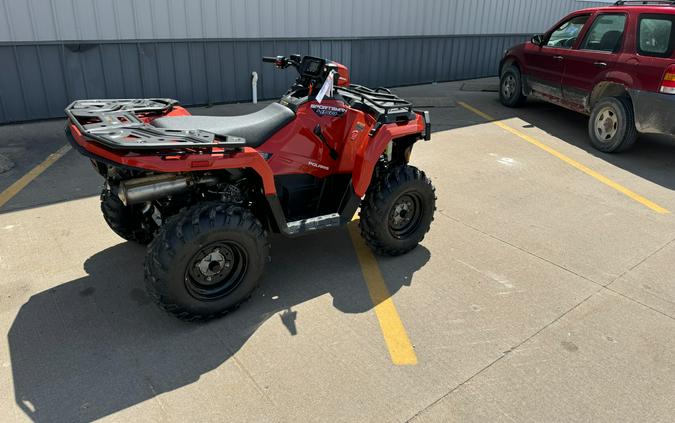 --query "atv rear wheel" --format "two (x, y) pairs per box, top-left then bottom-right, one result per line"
(145, 202), (269, 321)
(100, 189), (156, 244)
(359, 165), (436, 256)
